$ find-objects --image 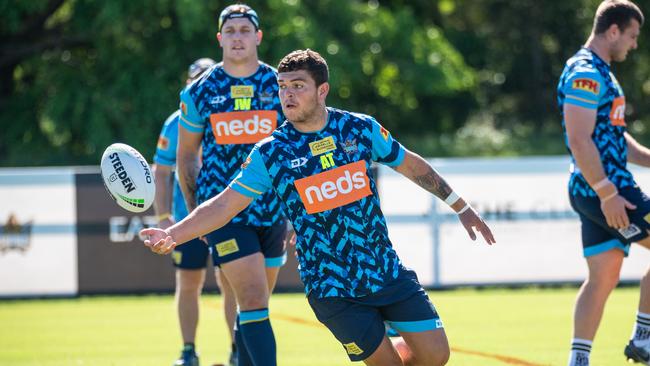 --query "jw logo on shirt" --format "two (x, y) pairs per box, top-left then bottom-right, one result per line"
(294, 160), (372, 214)
(231, 86), (254, 111)
(210, 110), (277, 144)
(572, 78), (600, 95)
(610, 96), (626, 126)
